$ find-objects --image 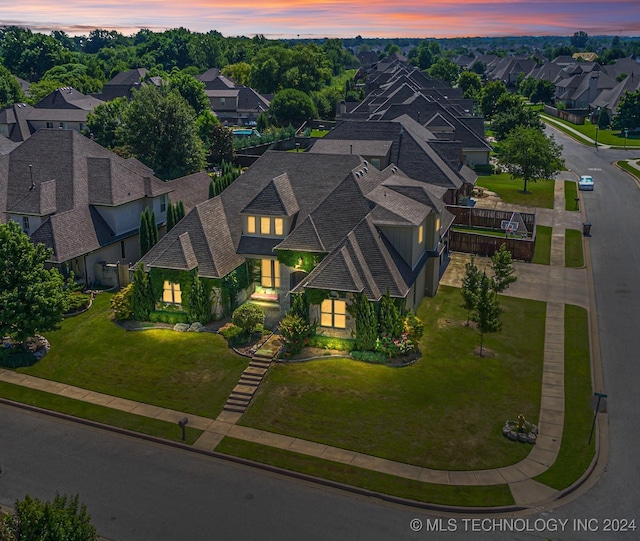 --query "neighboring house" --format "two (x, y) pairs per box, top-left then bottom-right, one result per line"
(0, 88), (104, 143)
(92, 68), (160, 101)
(140, 150), (453, 336)
(197, 69), (270, 126)
(0, 103), (33, 142)
(0, 129), (174, 286)
(311, 117), (476, 205)
(592, 72), (640, 119)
